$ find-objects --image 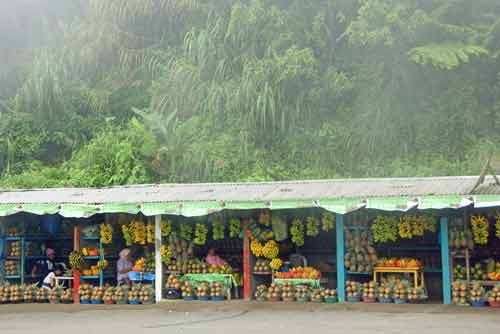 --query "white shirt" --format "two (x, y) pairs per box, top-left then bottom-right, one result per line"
(43, 272), (56, 285)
